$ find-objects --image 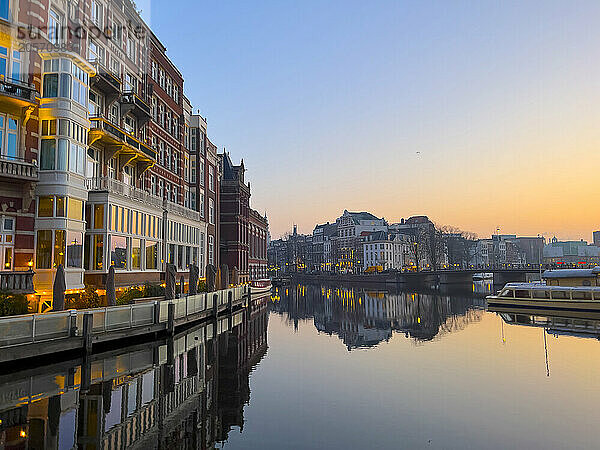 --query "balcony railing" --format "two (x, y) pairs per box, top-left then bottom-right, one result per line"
(121, 91), (152, 122)
(89, 60), (121, 100)
(89, 117), (156, 160)
(166, 201), (200, 222)
(87, 176), (164, 209)
(0, 271), (35, 294)
(0, 156), (38, 181)
(0, 77), (37, 105)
